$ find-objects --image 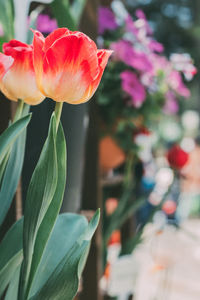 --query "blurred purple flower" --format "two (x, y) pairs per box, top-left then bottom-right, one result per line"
(125, 15), (139, 36)
(168, 70), (190, 98)
(120, 70), (146, 107)
(37, 14), (58, 34)
(111, 40), (152, 72)
(98, 6), (118, 35)
(148, 40), (164, 53)
(163, 91), (179, 114)
(150, 54), (170, 76)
